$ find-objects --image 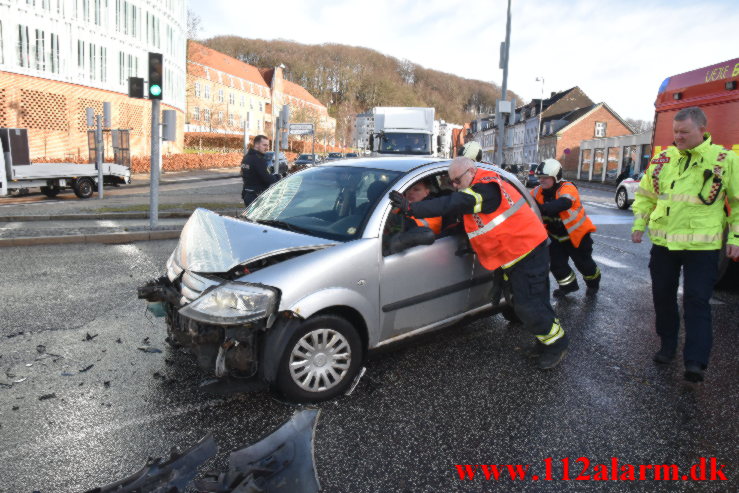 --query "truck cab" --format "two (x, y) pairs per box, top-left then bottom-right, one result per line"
(369, 107), (440, 157)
